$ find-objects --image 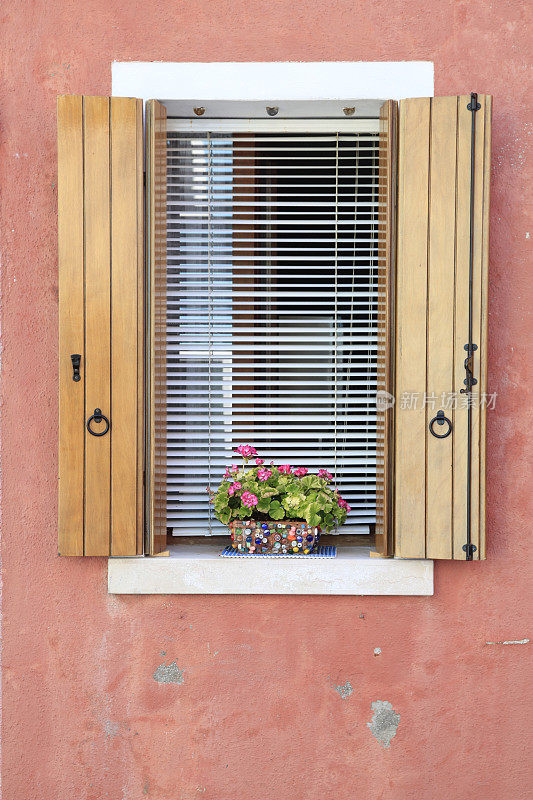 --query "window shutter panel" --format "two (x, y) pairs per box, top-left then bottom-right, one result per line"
(394, 95), (491, 560)
(145, 100), (168, 555)
(374, 100), (397, 557)
(58, 96), (144, 556)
